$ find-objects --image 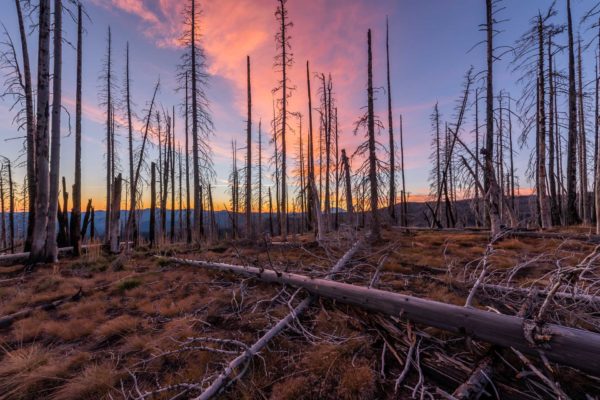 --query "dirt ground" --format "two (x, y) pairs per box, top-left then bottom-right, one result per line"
(0, 228), (599, 399)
